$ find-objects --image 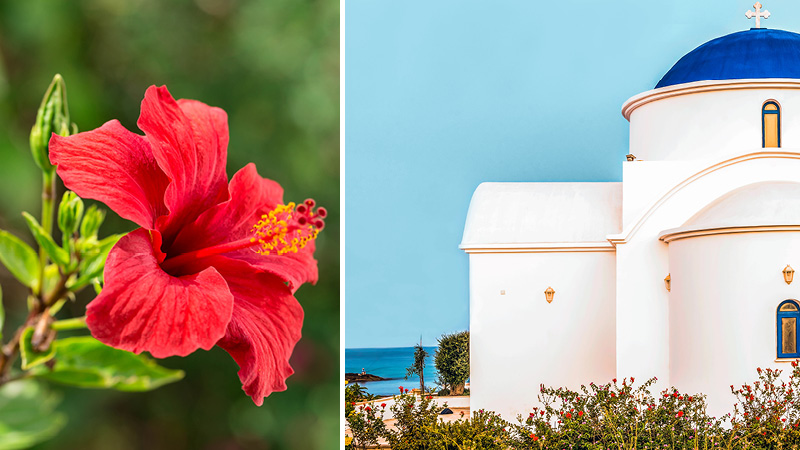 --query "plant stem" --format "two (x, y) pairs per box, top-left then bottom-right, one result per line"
(0, 309), (38, 383)
(51, 316), (87, 331)
(0, 171), (61, 385)
(37, 171), (56, 300)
